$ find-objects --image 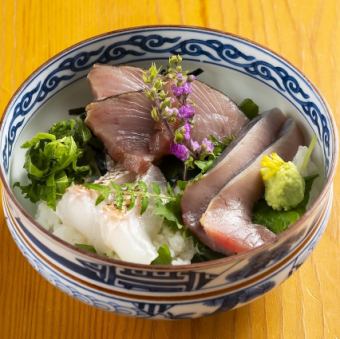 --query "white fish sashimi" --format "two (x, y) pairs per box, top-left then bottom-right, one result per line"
(53, 224), (87, 245)
(98, 207), (159, 264)
(56, 165), (167, 264)
(139, 165), (168, 238)
(36, 202), (87, 245)
(56, 186), (112, 254)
